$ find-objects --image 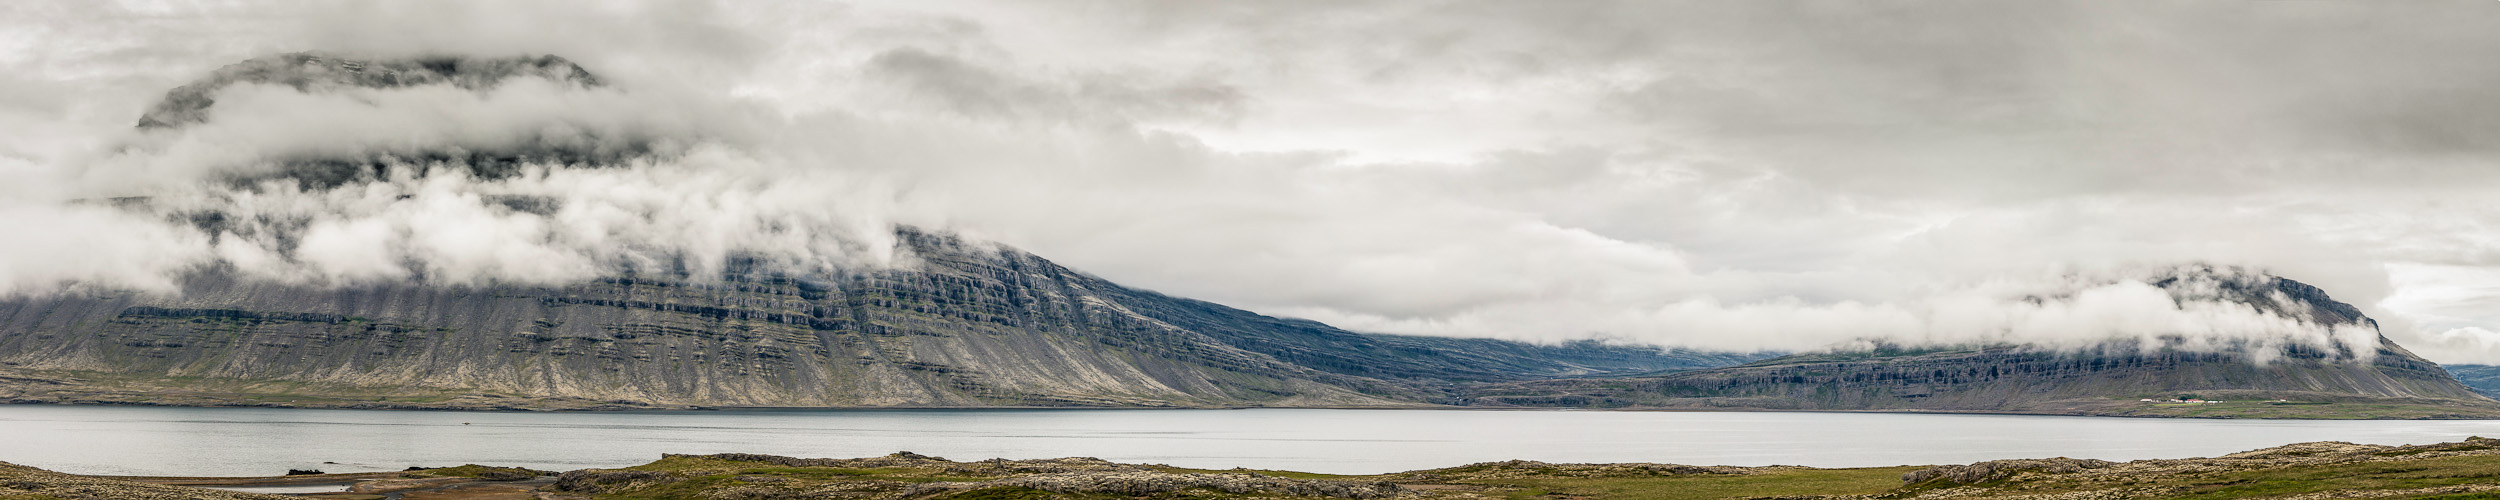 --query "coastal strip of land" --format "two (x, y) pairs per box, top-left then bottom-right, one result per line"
(11, 437), (2500, 500)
